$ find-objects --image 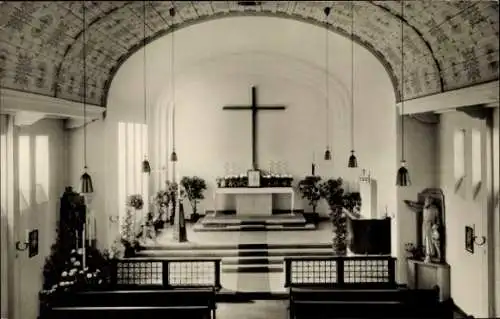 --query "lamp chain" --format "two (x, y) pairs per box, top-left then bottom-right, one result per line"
(351, 2), (355, 151)
(325, 8), (330, 148)
(171, 7), (176, 154)
(143, 1), (147, 125)
(82, 2), (87, 169)
(401, 1), (405, 162)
